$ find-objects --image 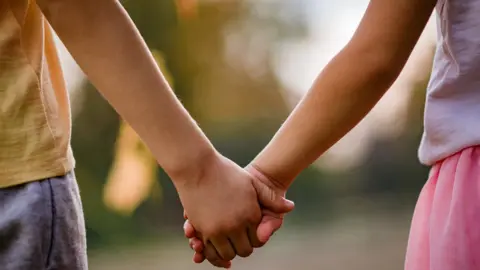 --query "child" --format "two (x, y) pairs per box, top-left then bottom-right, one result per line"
(186, 0), (480, 269)
(0, 0), (294, 269)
